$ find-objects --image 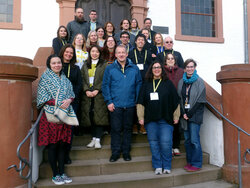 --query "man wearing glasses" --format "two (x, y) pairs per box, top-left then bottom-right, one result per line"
(119, 31), (134, 53)
(156, 36), (184, 68)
